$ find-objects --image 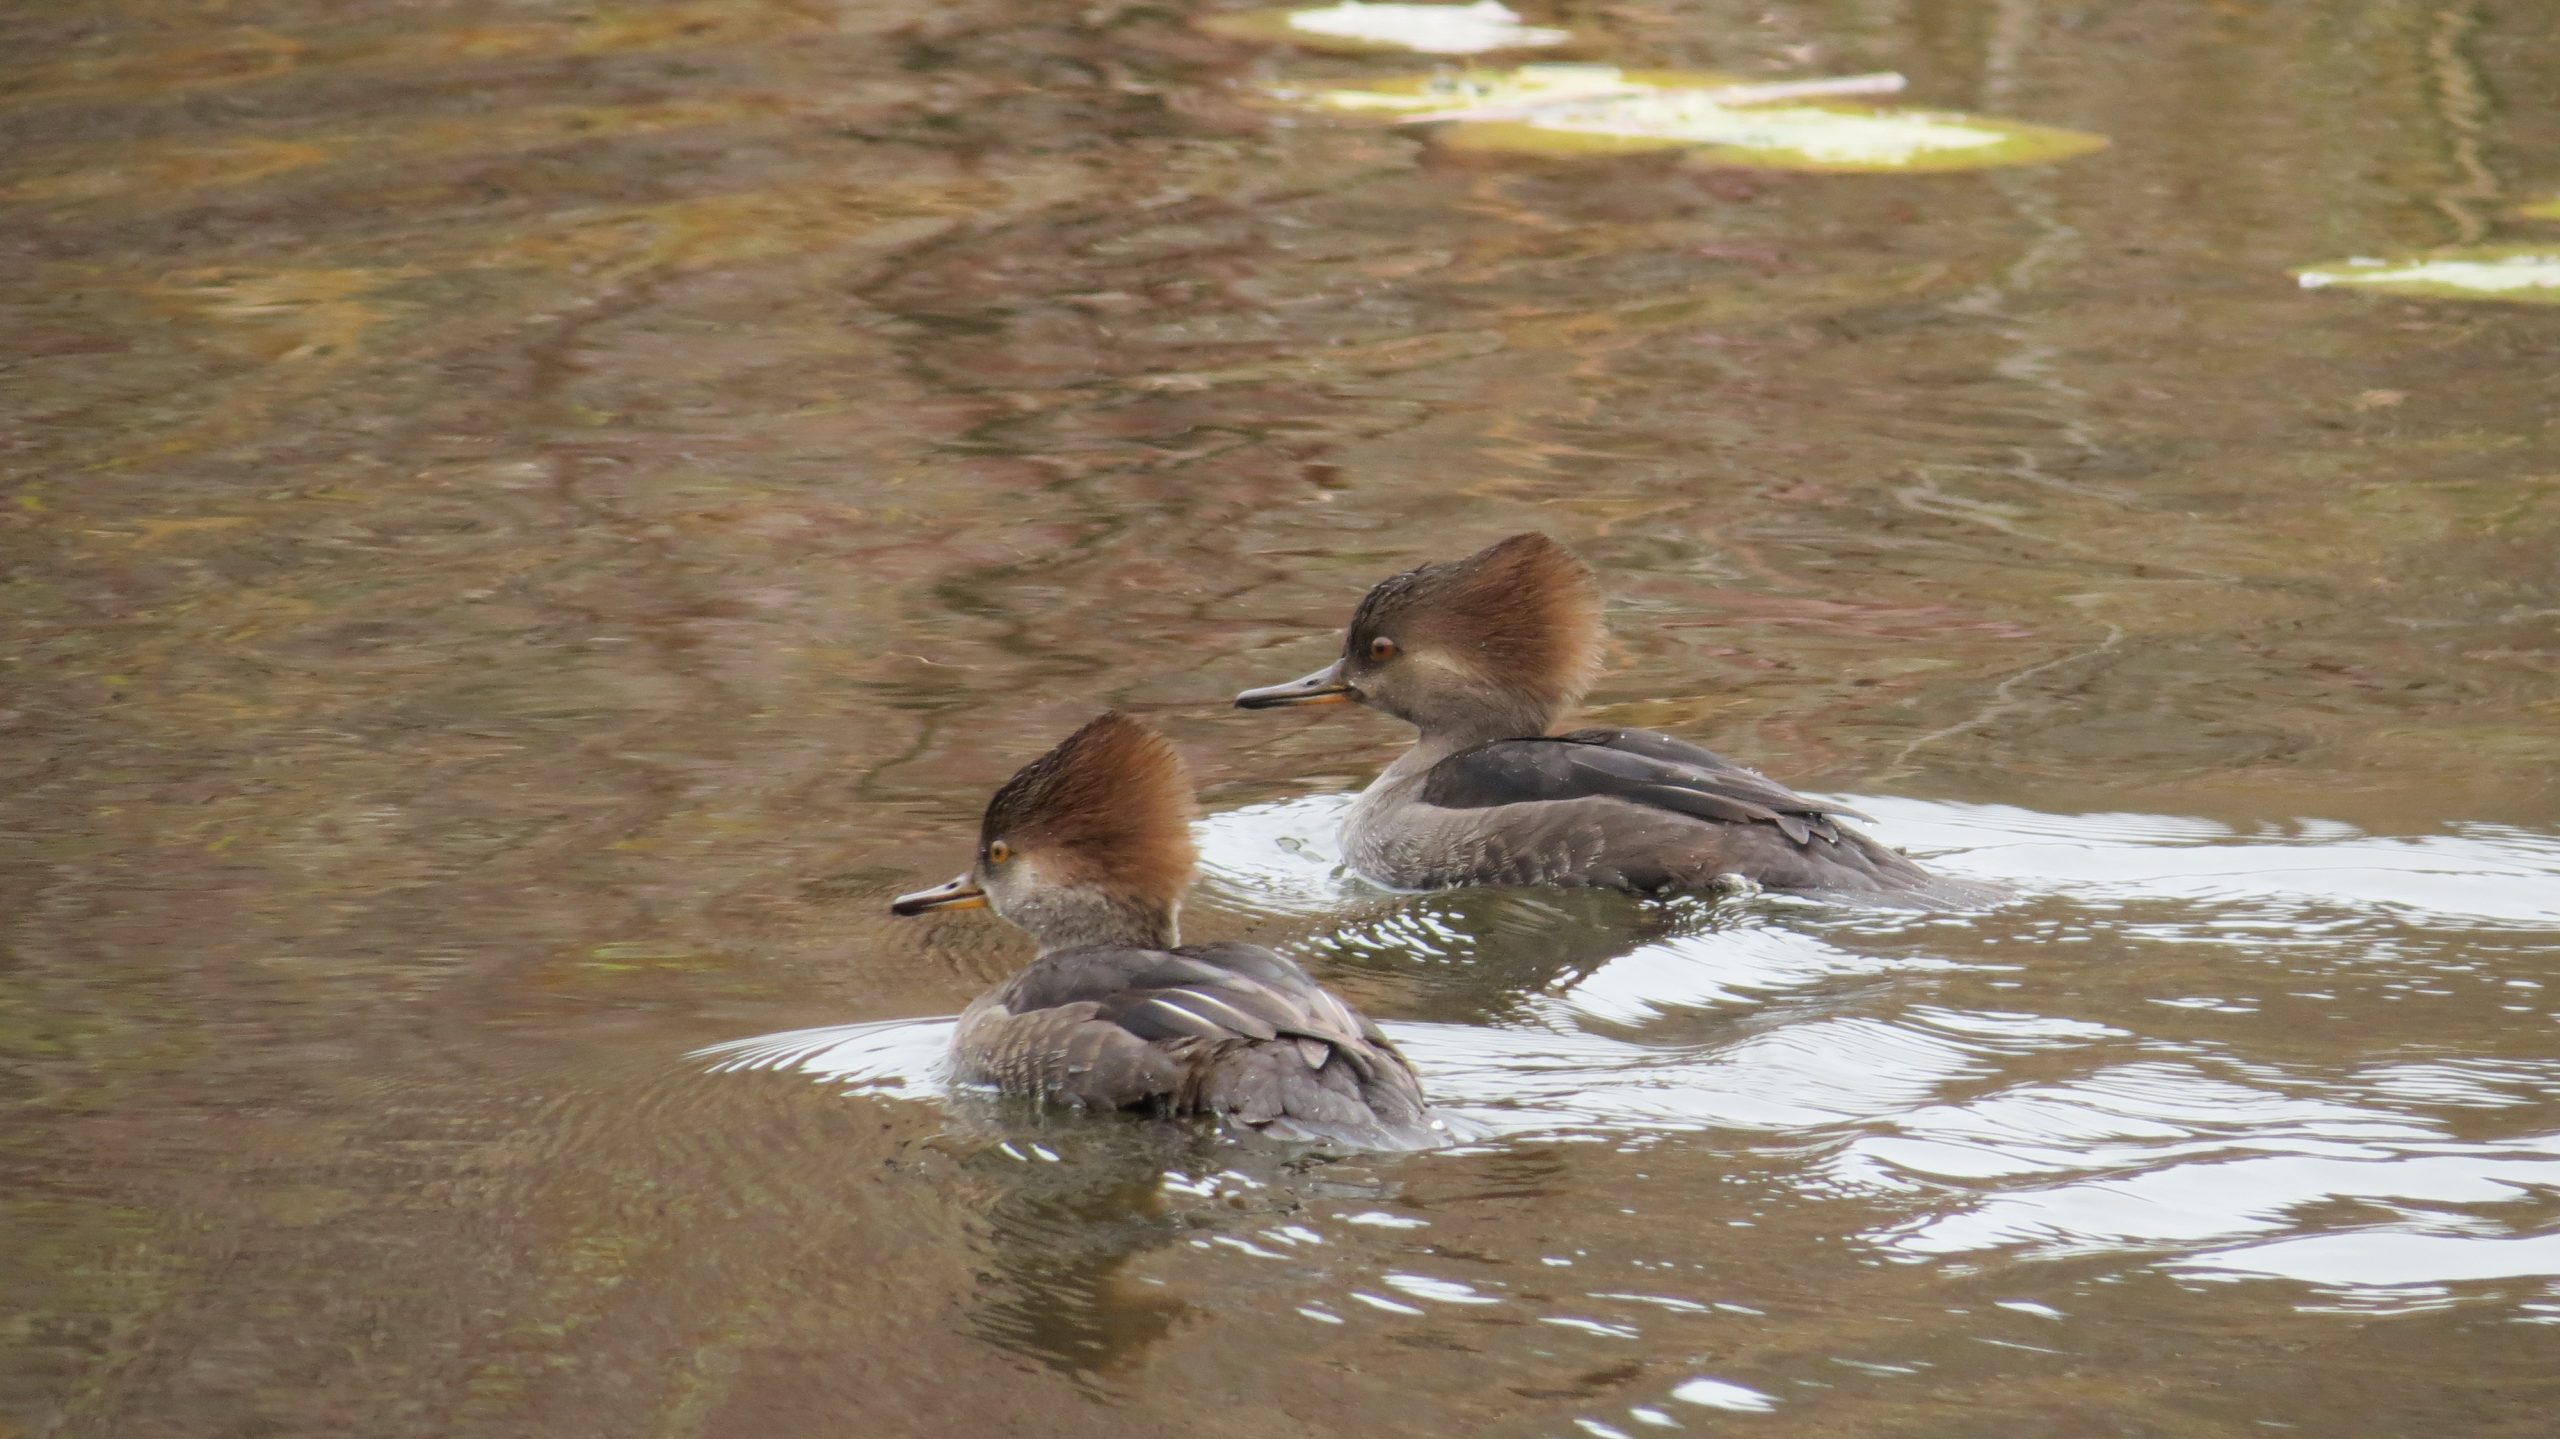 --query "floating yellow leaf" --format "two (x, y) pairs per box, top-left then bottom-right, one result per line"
(1267, 63), (1719, 116)
(2295, 248), (2560, 305)
(1269, 65), (2107, 172)
(1446, 98), (2104, 172)
(1202, 1), (1576, 55)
